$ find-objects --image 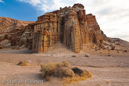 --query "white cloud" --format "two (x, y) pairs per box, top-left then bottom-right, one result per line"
(0, 0), (4, 3)
(19, 0), (41, 6)
(18, 0), (129, 42)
